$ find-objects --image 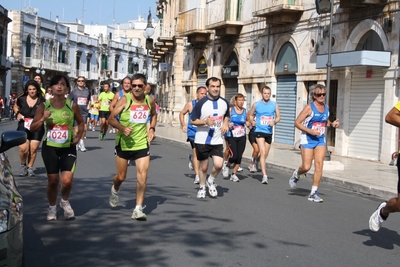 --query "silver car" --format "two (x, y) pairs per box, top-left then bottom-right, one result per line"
(0, 131), (27, 267)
